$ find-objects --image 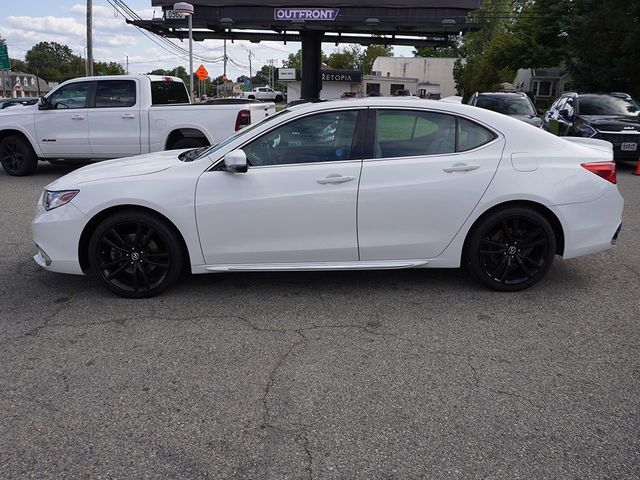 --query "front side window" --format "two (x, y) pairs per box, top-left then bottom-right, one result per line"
(48, 82), (91, 109)
(95, 80), (136, 108)
(242, 110), (359, 166)
(375, 110), (456, 158)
